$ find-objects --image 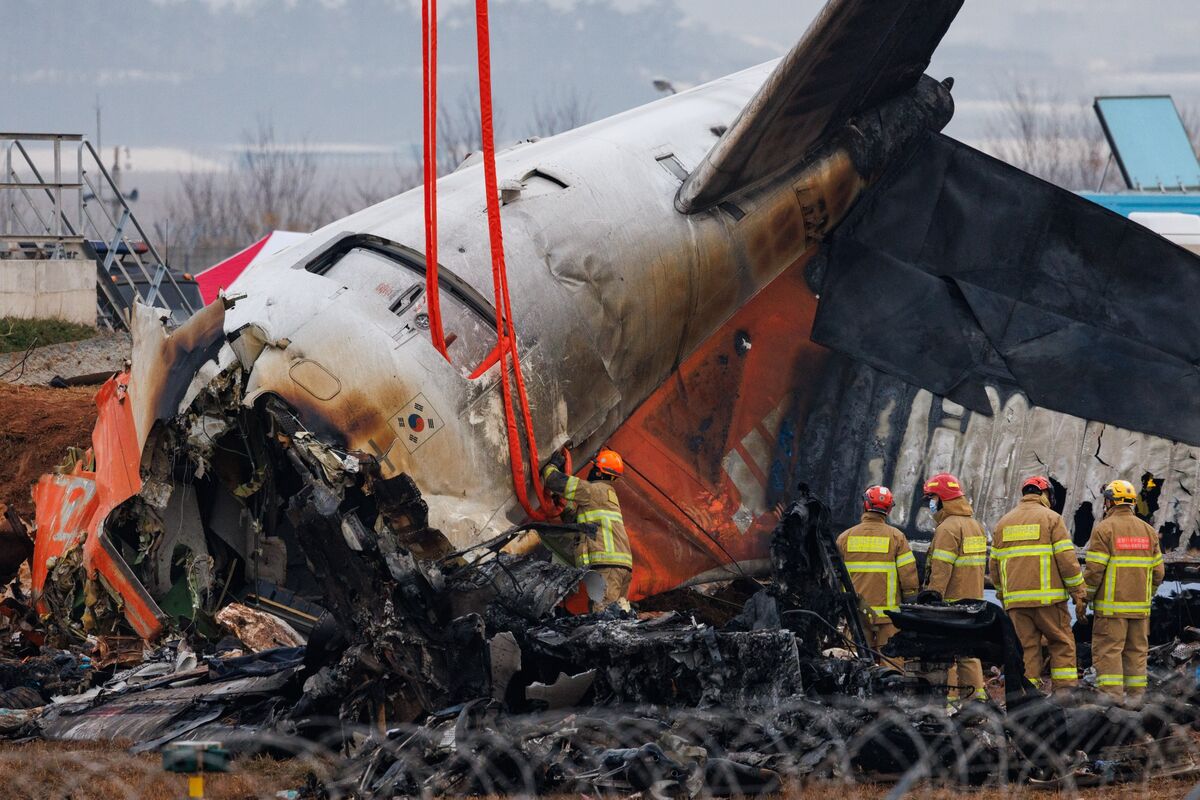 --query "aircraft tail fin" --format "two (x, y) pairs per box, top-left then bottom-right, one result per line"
(676, 0), (962, 213)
